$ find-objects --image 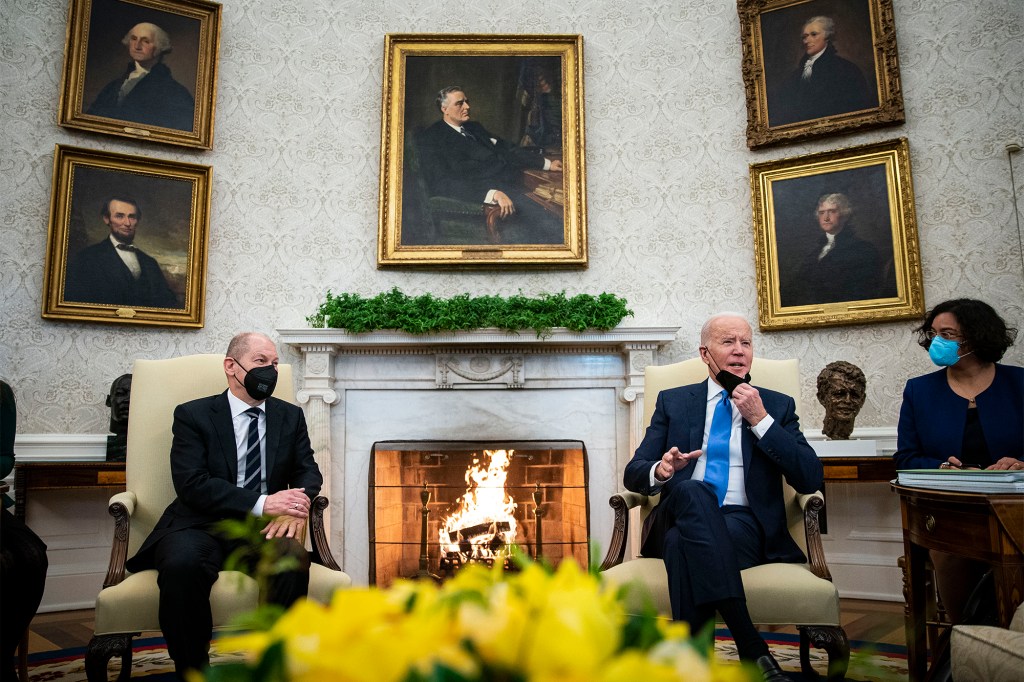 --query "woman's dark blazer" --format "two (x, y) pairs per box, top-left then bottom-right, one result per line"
(895, 364), (1024, 470)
